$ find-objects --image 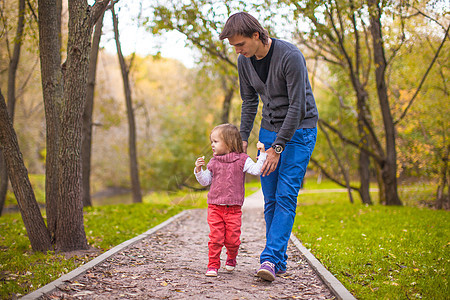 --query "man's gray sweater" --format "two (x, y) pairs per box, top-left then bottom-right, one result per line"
(238, 39), (318, 148)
